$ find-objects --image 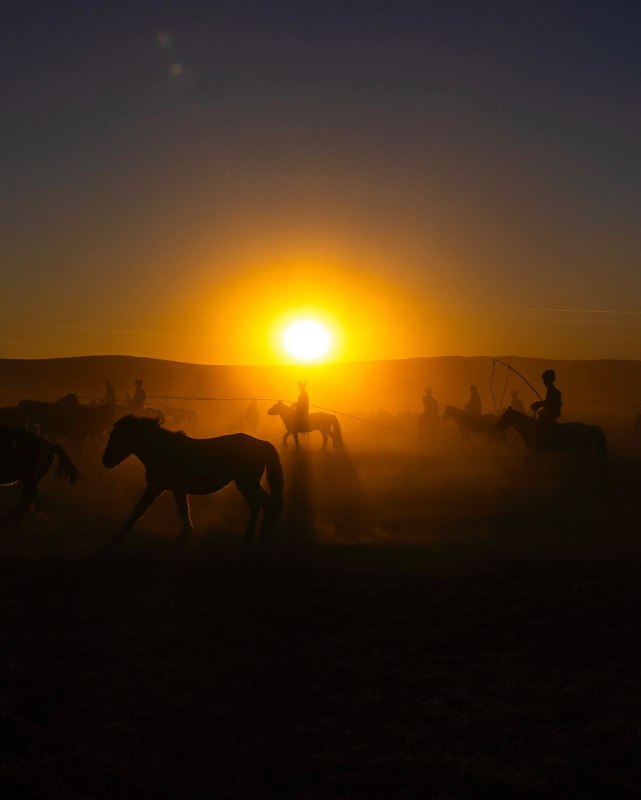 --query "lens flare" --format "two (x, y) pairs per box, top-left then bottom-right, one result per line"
(282, 319), (331, 362)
